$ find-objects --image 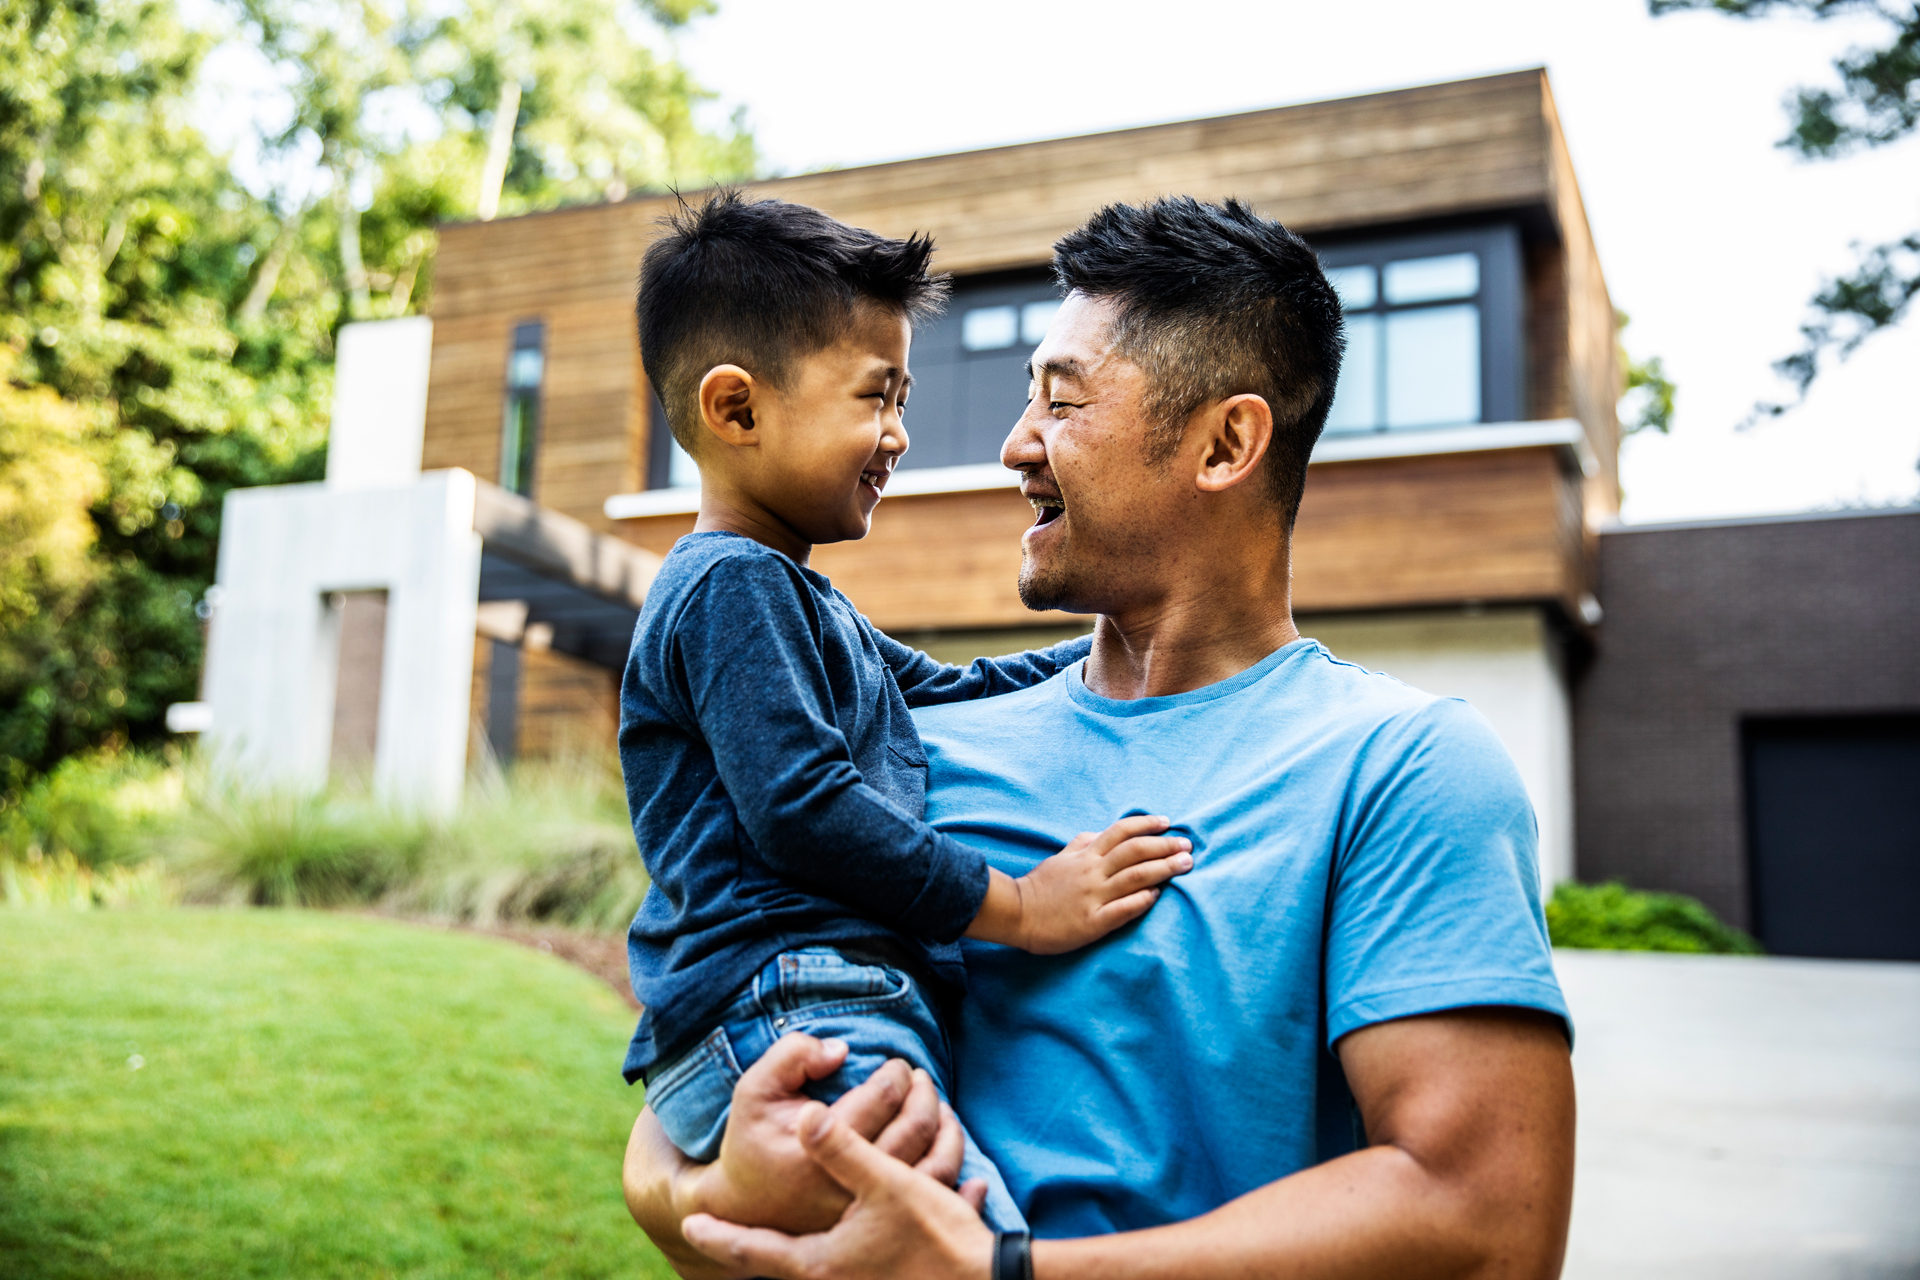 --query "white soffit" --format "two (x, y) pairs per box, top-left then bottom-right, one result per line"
(601, 421), (1598, 520)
